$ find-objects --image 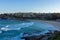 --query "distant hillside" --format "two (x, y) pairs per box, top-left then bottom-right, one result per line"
(0, 13), (60, 20)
